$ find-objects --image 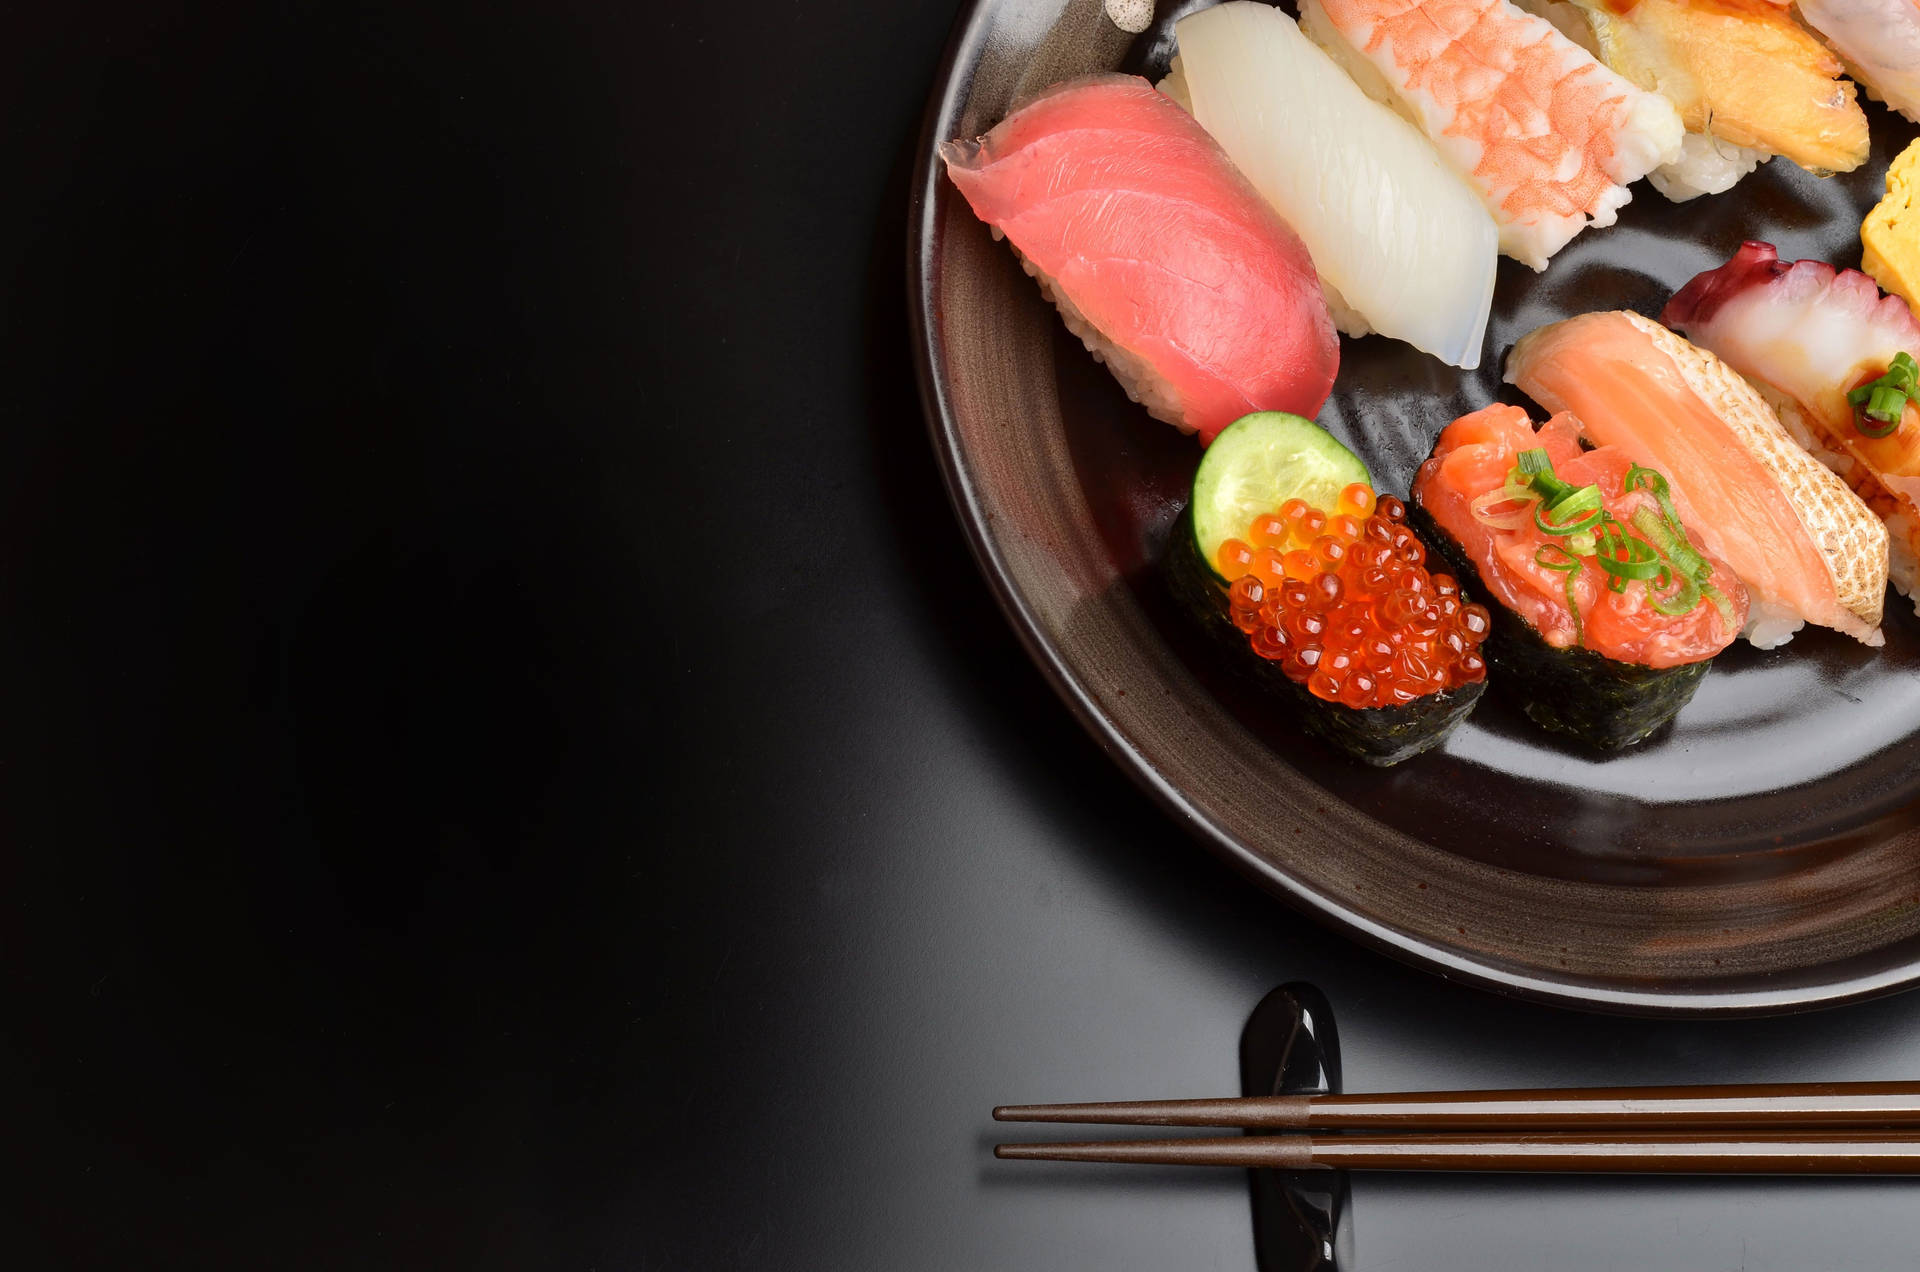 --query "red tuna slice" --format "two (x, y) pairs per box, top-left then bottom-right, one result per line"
(940, 75), (1338, 443)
